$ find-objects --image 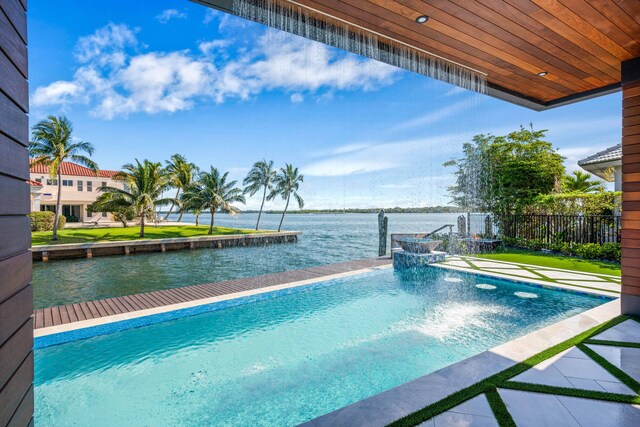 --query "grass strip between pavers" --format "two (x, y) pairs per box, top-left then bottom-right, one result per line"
(386, 315), (630, 427)
(583, 339), (640, 348)
(501, 381), (640, 404)
(451, 260), (619, 295)
(485, 388), (516, 427)
(577, 342), (640, 394)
